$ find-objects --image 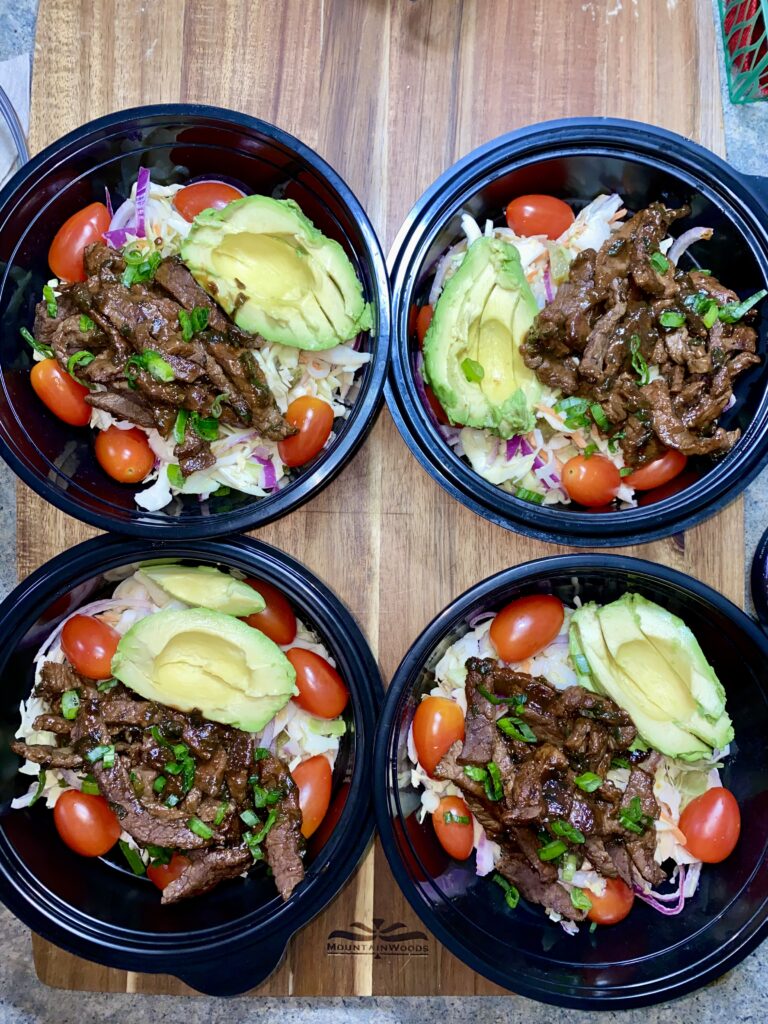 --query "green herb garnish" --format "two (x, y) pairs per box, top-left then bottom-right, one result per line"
(97, 678), (118, 693)
(485, 761), (503, 802)
(167, 464), (184, 488)
(178, 306), (210, 341)
(210, 393), (227, 418)
(66, 350), (95, 387)
(444, 811), (471, 825)
(574, 772), (603, 793)
(561, 853), (578, 882)
(213, 802), (229, 826)
(240, 809), (260, 827)
(190, 411), (219, 441)
(583, 443), (598, 458)
(187, 816), (214, 839)
(476, 684), (508, 706)
(125, 349), (175, 387)
(461, 357), (484, 383)
(43, 284), (57, 318)
(253, 747), (271, 762)
(173, 409), (188, 444)
(718, 289), (767, 323)
(492, 873), (520, 910)
(29, 770), (46, 806)
(610, 756), (631, 770)
(515, 487), (544, 505)
(590, 403), (609, 431)
(659, 309), (685, 328)
(607, 431), (625, 453)
(618, 795), (653, 835)
(145, 844), (172, 866)
(121, 248), (162, 288)
(86, 744), (114, 765)
(81, 775), (100, 796)
(538, 839), (568, 862)
(570, 887), (593, 912)
(551, 820), (586, 844)
(619, 467), (633, 477)
(20, 326), (53, 358)
(79, 315), (95, 333)
(649, 251), (670, 274)
(251, 783), (282, 808)
(497, 716), (537, 743)
(462, 765), (488, 783)
(119, 840), (146, 876)
(153, 775), (167, 793)
(629, 334), (650, 386)
(60, 689), (80, 720)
